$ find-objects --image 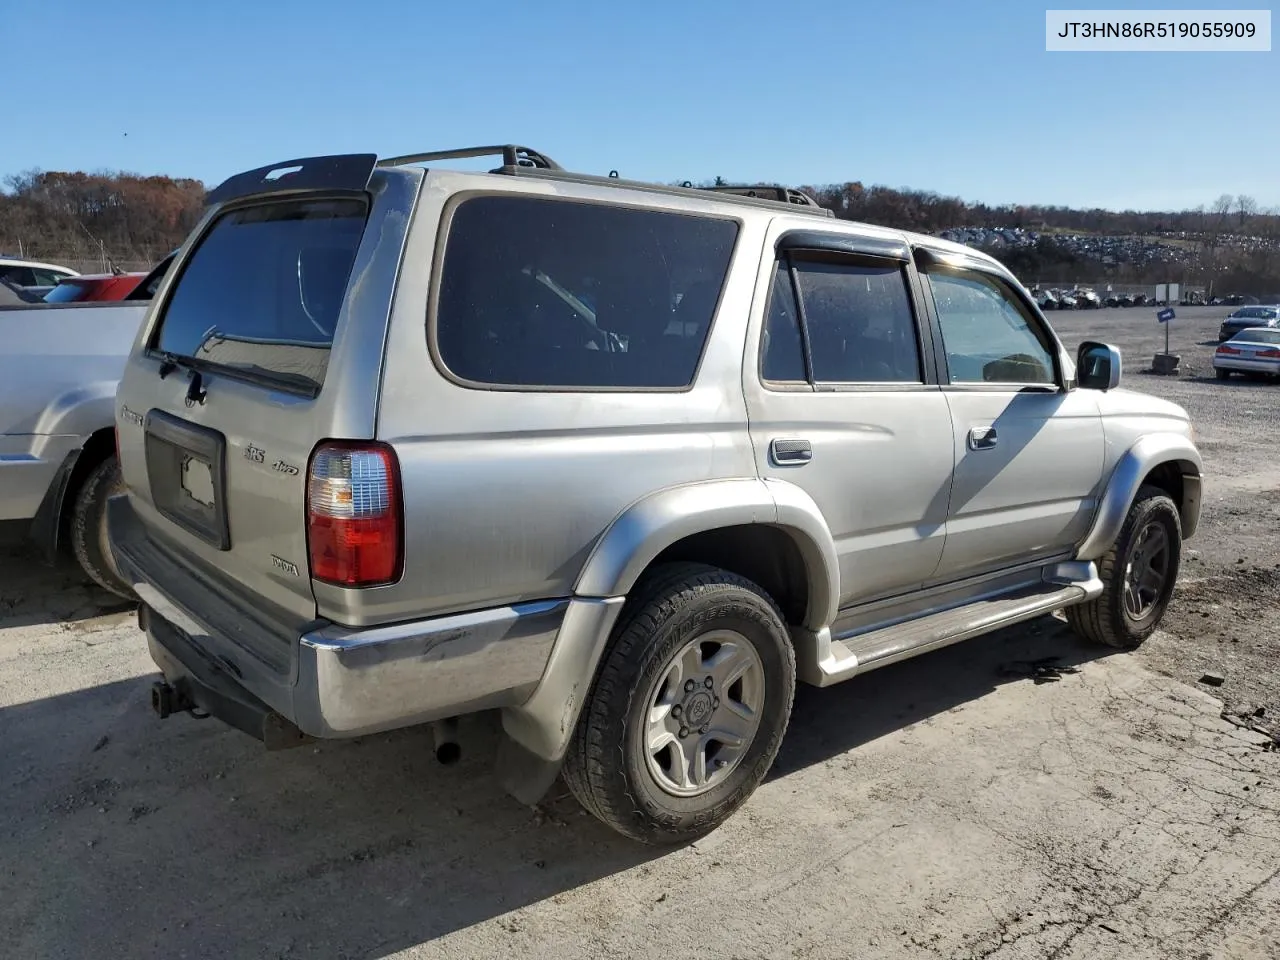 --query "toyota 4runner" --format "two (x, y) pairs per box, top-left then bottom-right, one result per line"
(108, 146), (1202, 844)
